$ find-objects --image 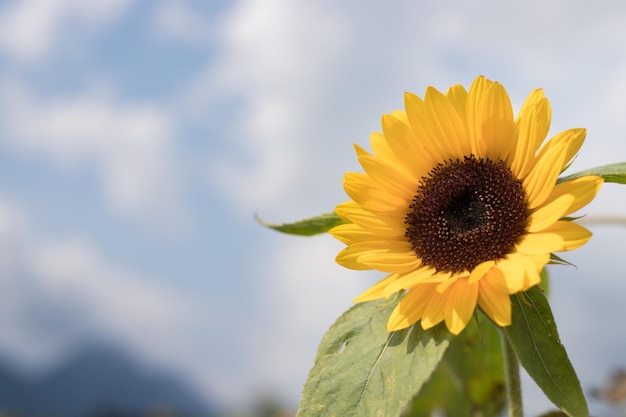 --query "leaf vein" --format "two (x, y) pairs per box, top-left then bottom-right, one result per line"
(353, 330), (398, 415)
(514, 294), (567, 398)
